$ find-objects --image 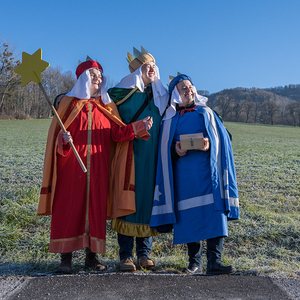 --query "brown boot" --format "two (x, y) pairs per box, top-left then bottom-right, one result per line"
(56, 252), (73, 274)
(138, 256), (155, 269)
(119, 258), (136, 272)
(85, 248), (106, 271)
